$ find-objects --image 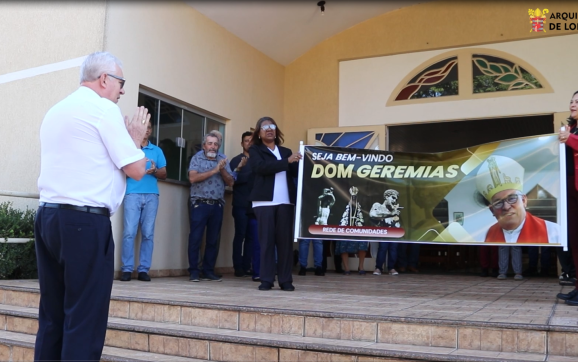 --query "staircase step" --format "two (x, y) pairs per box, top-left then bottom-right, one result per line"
(4, 295), (578, 359)
(1, 303), (574, 362)
(0, 330), (209, 362)
(3, 279), (578, 361)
